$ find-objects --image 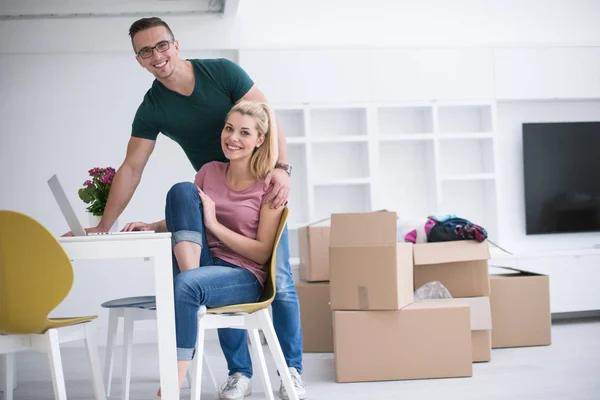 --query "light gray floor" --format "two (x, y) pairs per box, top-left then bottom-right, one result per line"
(5, 318), (600, 400)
